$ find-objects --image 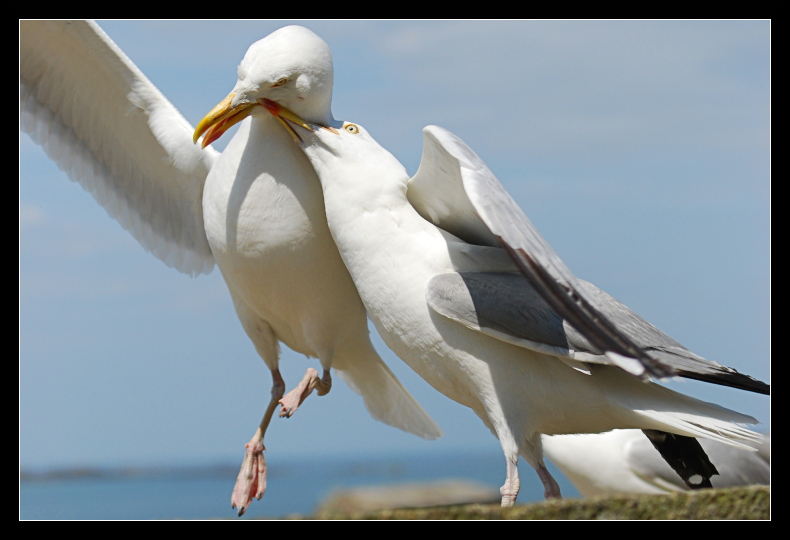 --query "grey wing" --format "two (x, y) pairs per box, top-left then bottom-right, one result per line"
(413, 126), (769, 392)
(426, 271), (606, 374)
(426, 271), (769, 393)
(20, 20), (217, 276)
(628, 433), (770, 488)
(409, 125), (672, 380)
